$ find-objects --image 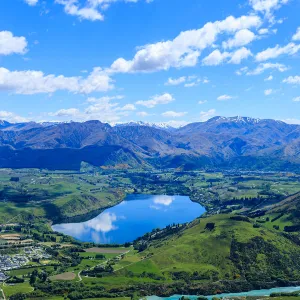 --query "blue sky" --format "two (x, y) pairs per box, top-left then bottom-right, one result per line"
(0, 0), (300, 126)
